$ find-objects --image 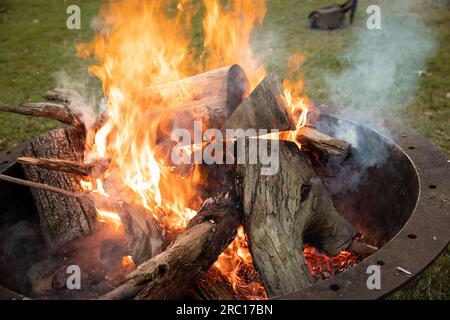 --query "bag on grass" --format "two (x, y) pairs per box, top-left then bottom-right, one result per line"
(308, 0), (358, 30)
